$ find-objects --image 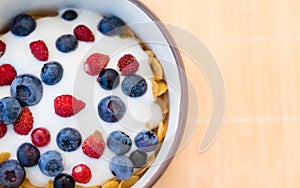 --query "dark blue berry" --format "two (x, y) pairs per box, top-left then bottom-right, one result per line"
(56, 127), (82, 152)
(109, 155), (133, 180)
(97, 68), (120, 90)
(0, 160), (26, 187)
(129, 150), (147, 168)
(98, 16), (124, 36)
(56, 34), (78, 53)
(41, 61), (64, 85)
(121, 74), (147, 97)
(0, 97), (22, 124)
(10, 14), (36, 36)
(98, 96), (126, 123)
(54, 173), (75, 188)
(10, 74), (43, 106)
(61, 10), (78, 21)
(134, 130), (158, 152)
(38, 150), (64, 177)
(17, 143), (40, 167)
(107, 131), (132, 155)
